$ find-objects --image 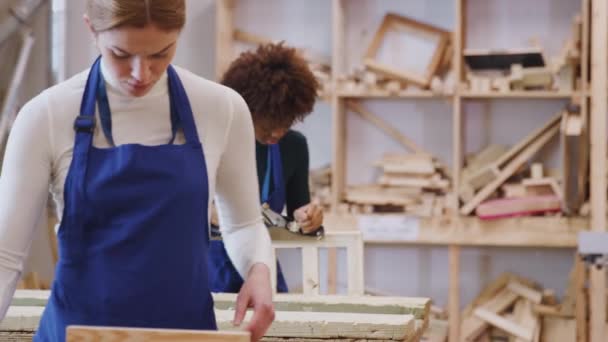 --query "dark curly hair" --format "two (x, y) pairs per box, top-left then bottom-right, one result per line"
(221, 43), (319, 129)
